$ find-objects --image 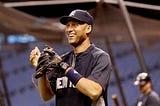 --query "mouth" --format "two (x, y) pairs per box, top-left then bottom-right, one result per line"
(68, 33), (75, 36)
(68, 33), (75, 39)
